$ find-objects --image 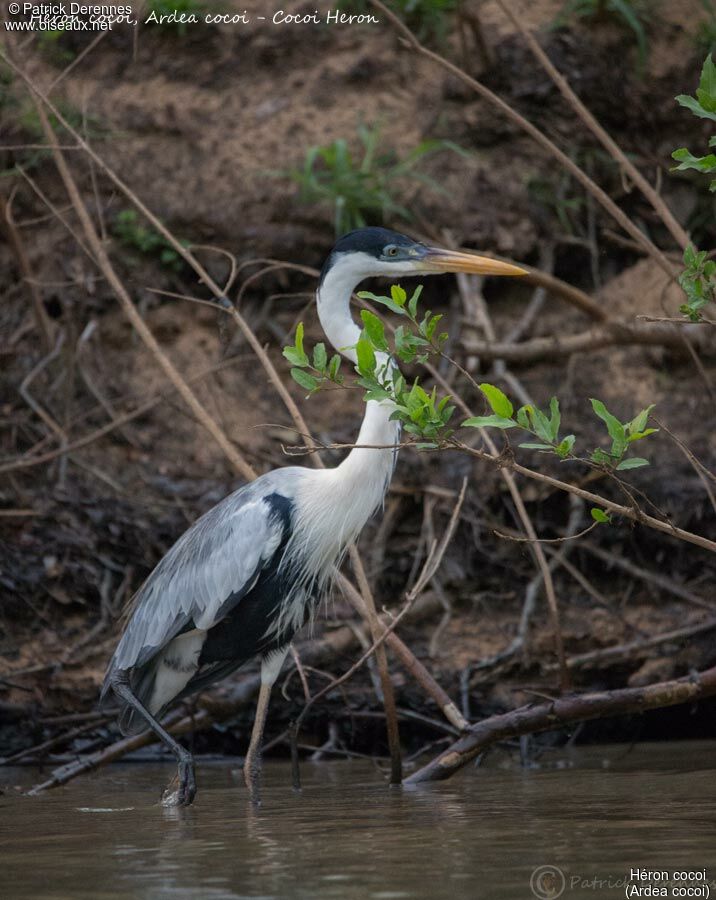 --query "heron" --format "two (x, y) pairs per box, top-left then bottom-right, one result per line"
(102, 226), (526, 807)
